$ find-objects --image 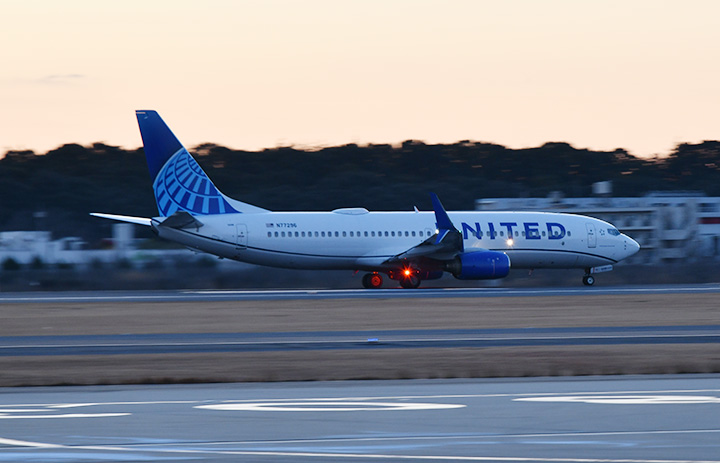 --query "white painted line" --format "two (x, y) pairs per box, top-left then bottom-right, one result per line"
(62, 446), (720, 463)
(196, 401), (466, 412)
(0, 437), (63, 448)
(120, 428), (720, 448)
(215, 388), (720, 404)
(0, 413), (130, 419)
(515, 395), (720, 404)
